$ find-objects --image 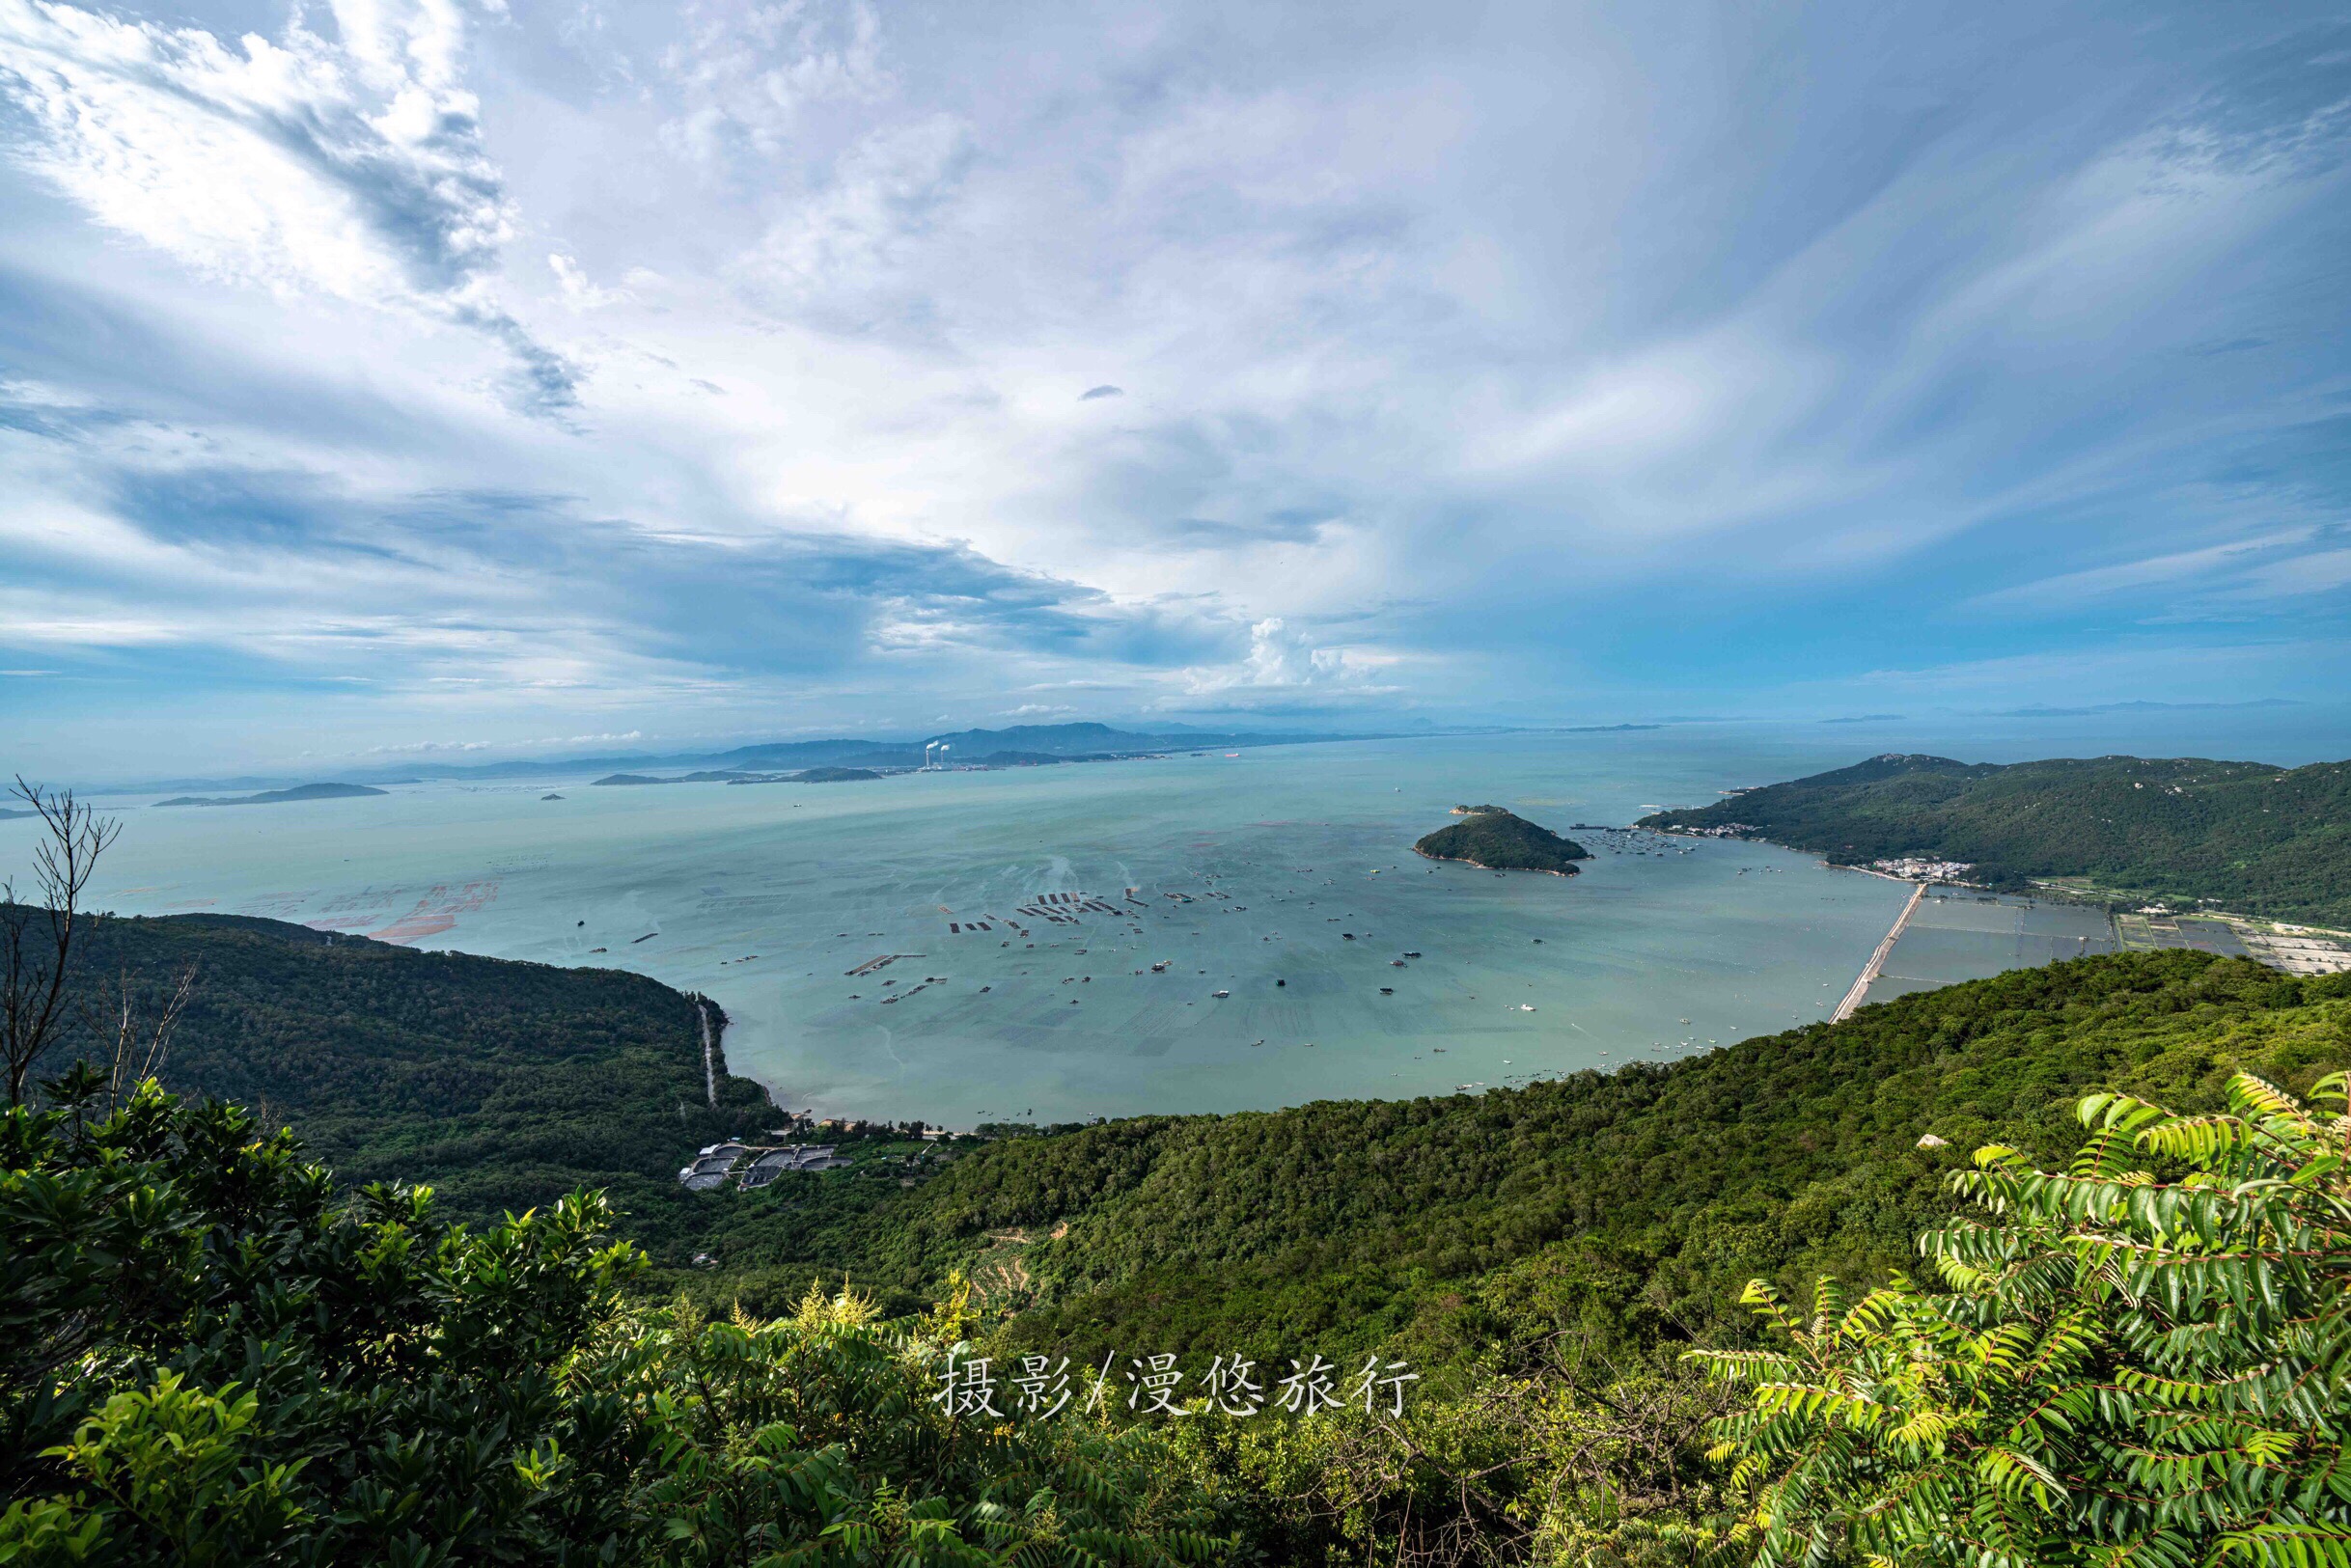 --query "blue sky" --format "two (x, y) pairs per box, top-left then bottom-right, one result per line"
(1, 0), (2348, 774)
